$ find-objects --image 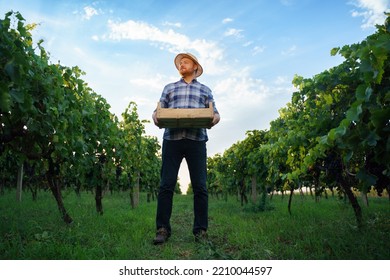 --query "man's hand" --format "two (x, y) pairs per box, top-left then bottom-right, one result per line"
(210, 113), (220, 128)
(152, 111), (159, 127)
